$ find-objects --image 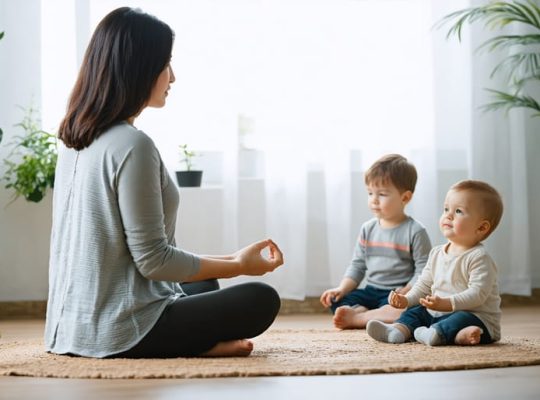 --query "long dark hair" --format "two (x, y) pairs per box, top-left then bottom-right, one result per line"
(59, 7), (173, 150)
